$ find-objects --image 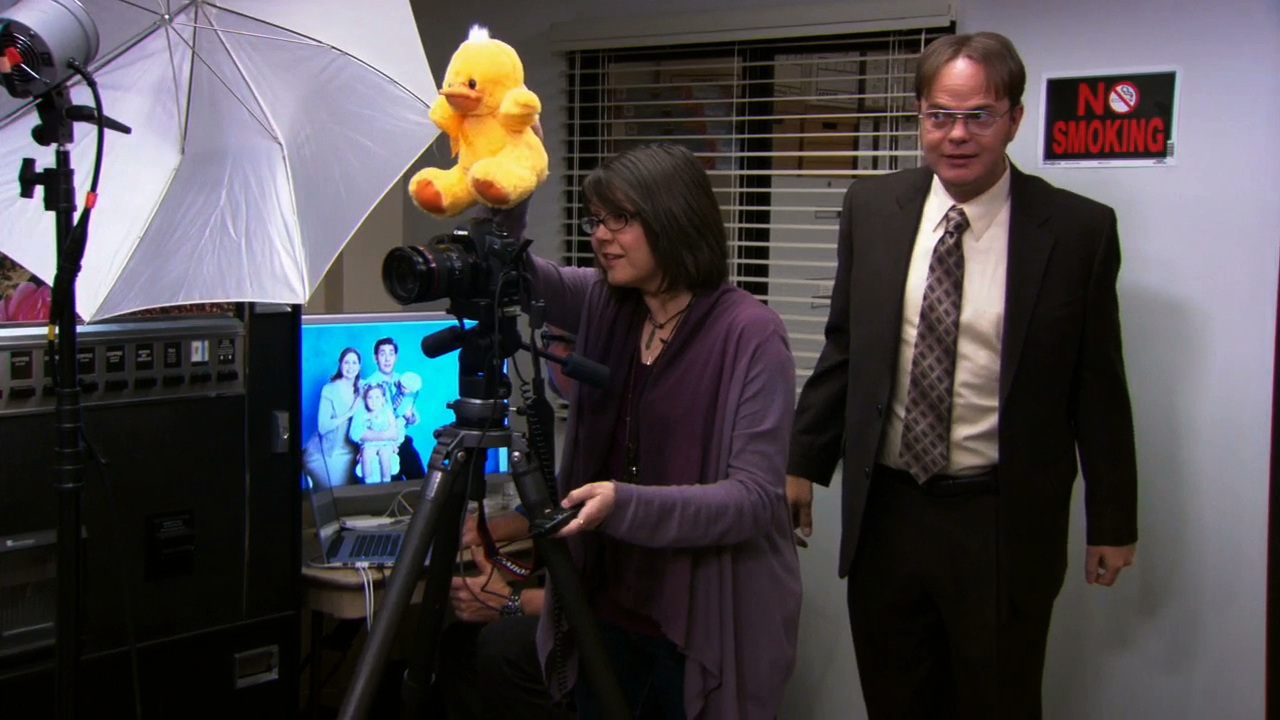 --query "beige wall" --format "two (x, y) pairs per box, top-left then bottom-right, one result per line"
(306, 174), (414, 315)
(305, 0), (464, 316)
